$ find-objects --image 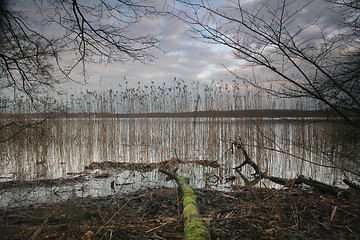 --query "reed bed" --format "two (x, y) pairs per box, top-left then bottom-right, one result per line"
(0, 79), (358, 187)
